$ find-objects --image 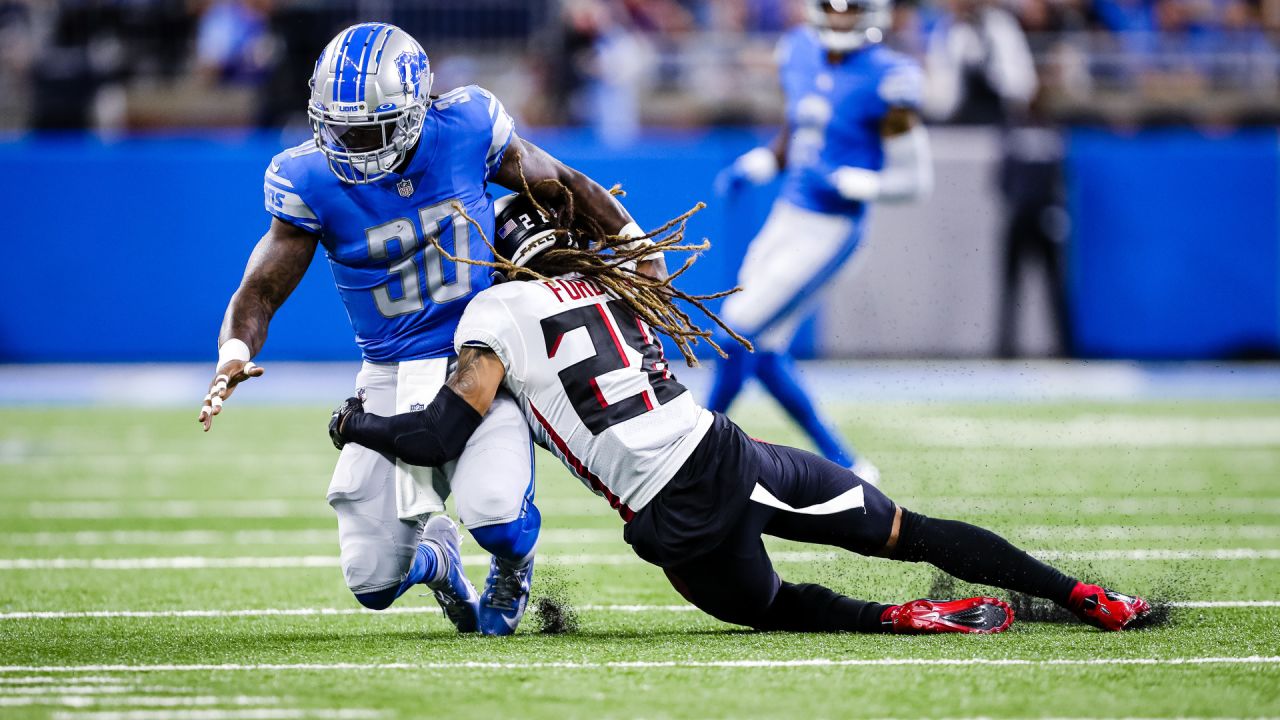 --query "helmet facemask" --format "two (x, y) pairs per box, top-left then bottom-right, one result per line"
(807, 0), (890, 53)
(308, 100), (427, 184)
